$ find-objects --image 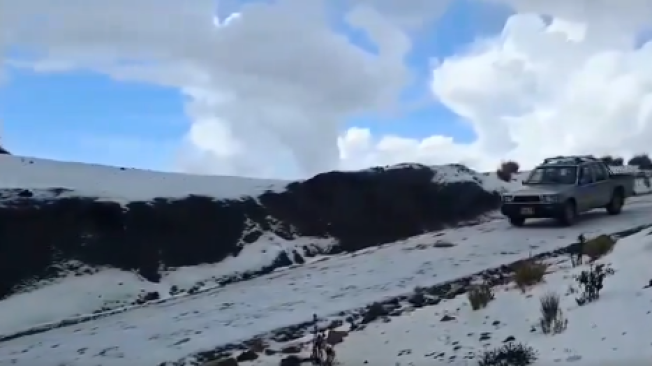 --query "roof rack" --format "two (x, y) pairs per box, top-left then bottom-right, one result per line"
(542, 155), (600, 165)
